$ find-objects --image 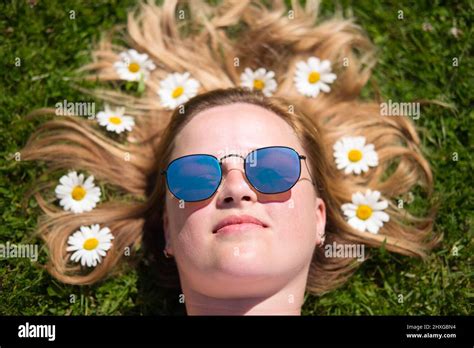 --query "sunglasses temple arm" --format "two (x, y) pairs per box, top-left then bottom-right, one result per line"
(300, 156), (317, 187)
